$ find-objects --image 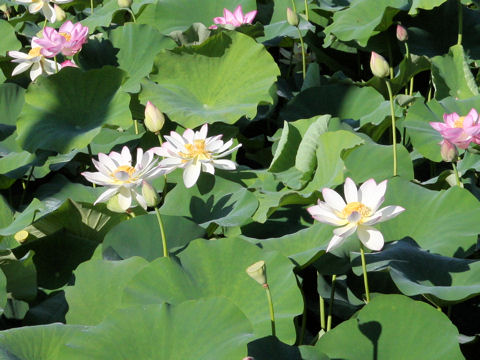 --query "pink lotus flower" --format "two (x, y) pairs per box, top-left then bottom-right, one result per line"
(35, 21), (88, 57)
(60, 59), (78, 68)
(209, 5), (257, 29)
(429, 108), (480, 149)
